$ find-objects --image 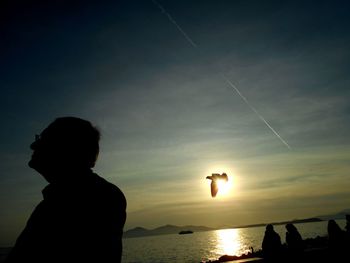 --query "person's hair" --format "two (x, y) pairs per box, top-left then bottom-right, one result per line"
(328, 219), (342, 234)
(266, 224), (274, 231)
(286, 223), (297, 233)
(44, 117), (100, 168)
